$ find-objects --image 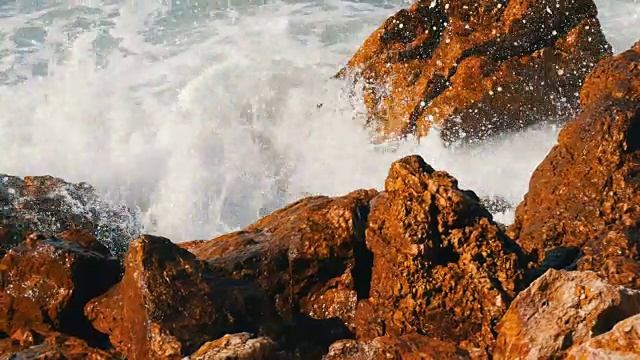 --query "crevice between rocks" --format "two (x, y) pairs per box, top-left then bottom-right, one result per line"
(352, 203), (373, 300)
